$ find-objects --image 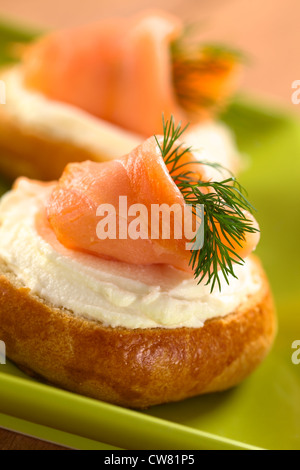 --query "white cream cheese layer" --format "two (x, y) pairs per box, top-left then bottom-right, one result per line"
(3, 68), (141, 160)
(0, 181), (261, 329)
(3, 68), (241, 173)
